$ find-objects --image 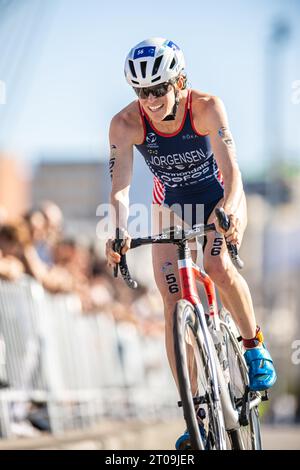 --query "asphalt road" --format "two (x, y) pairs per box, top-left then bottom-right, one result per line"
(0, 421), (299, 450)
(260, 425), (300, 450)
